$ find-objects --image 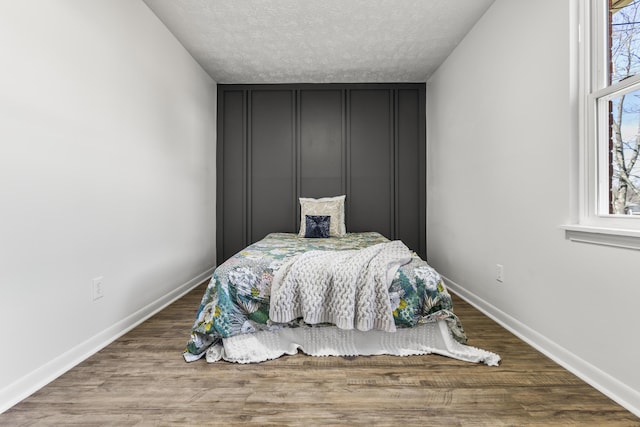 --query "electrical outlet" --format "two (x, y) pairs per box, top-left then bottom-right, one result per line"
(496, 264), (504, 283)
(92, 276), (105, 300)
